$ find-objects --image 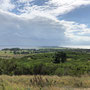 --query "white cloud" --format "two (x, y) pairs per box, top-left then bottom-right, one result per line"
(0, 0), (90, 17)
(13, 0), (90, 17)
(1, 0), (90, 18)
(0, 10), (68, 46)
(0, 0), (15, 11)
(0, 0), (90, 47)
(61, 20), (90, 45)
(1, 8), (90, 46)
(46, 0), (90, 16)
(18, 0), (34, 3)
